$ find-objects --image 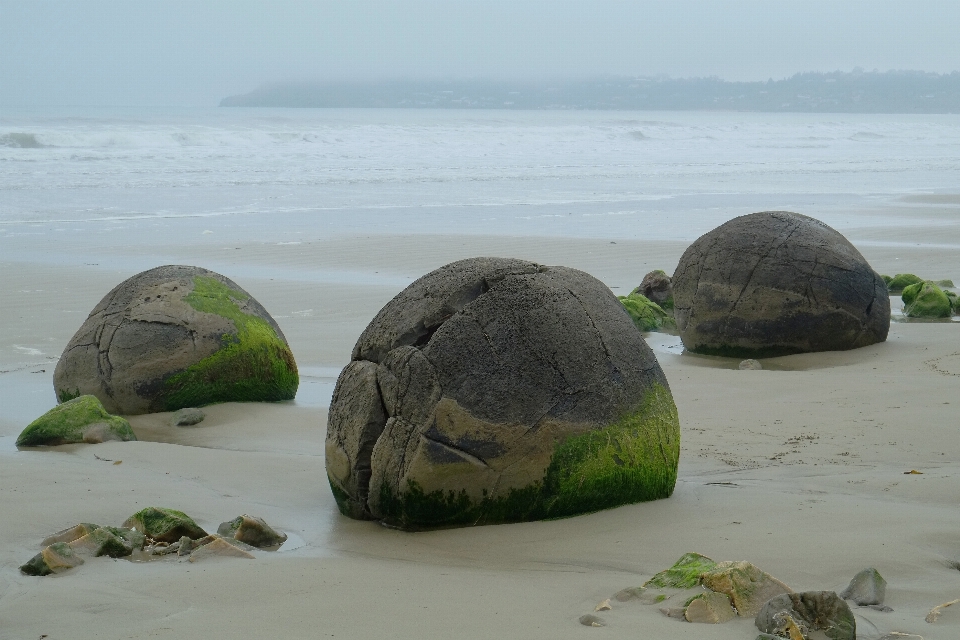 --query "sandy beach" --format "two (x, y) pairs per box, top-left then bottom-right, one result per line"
(1, 192), (959, 639)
